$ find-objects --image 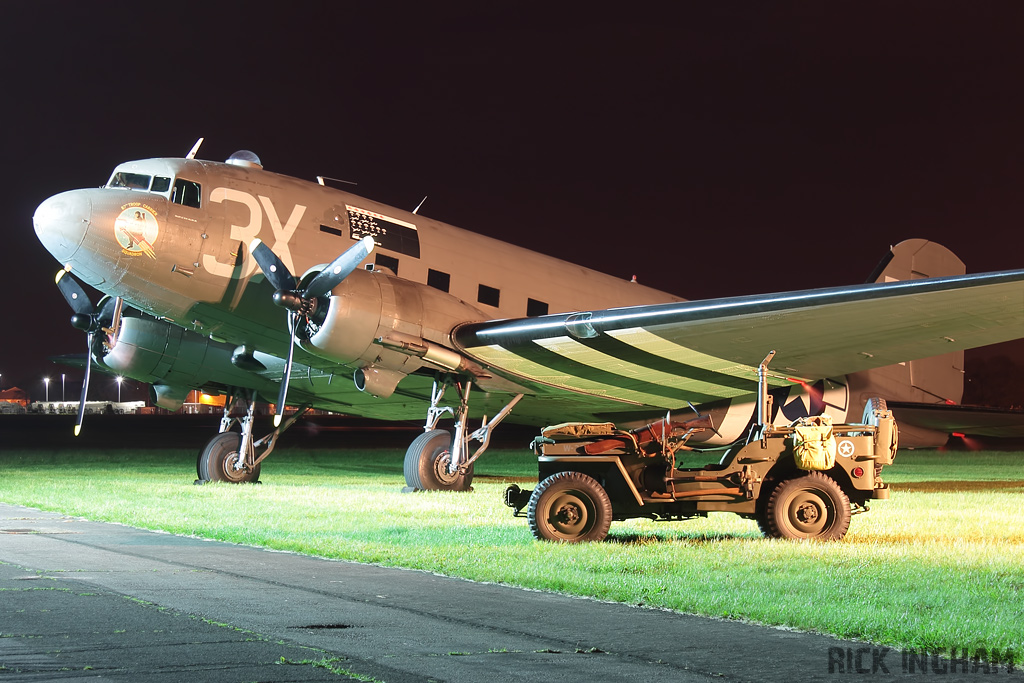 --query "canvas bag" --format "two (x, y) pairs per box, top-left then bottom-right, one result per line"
(790, 415), (837, 470)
